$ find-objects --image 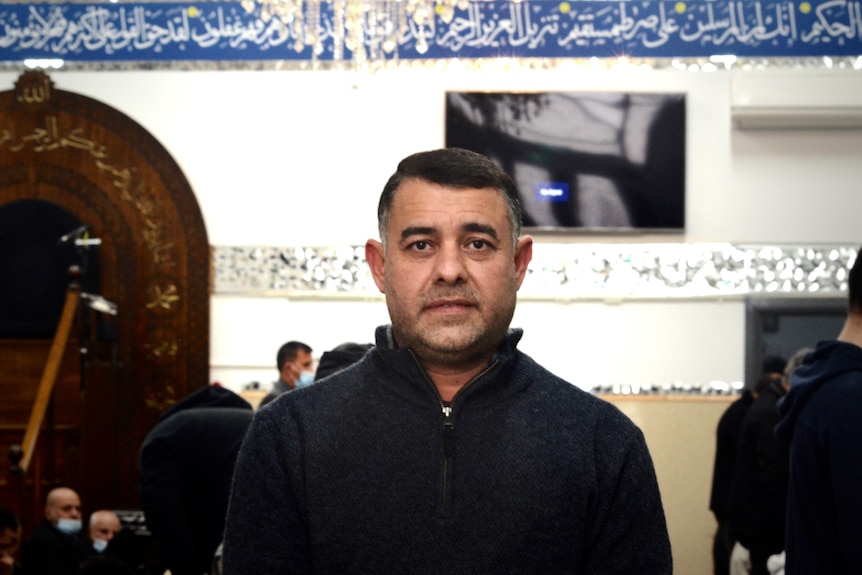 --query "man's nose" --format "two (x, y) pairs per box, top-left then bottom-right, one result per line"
(434, 243), (468, 283)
